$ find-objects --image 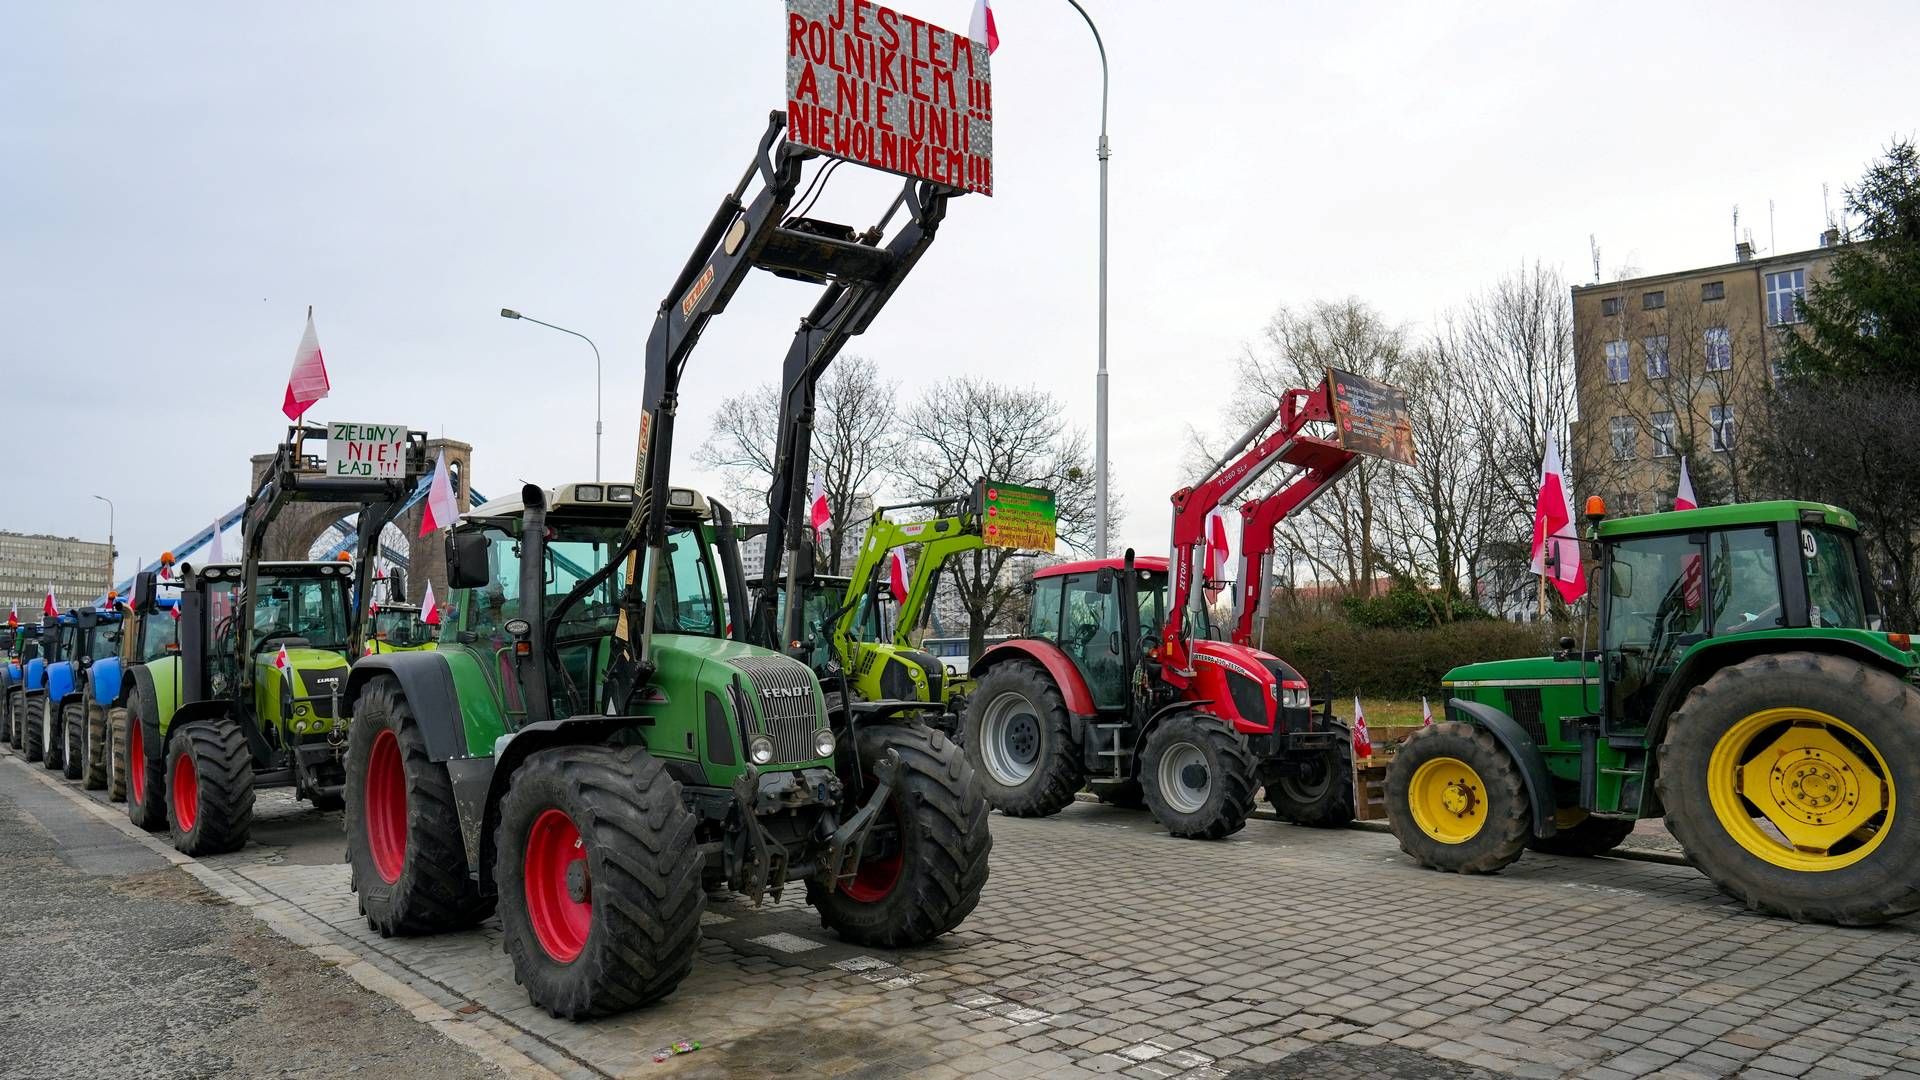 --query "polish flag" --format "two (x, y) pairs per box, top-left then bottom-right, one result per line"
(7, 605), (17, 628)
(1527, 437), (1586, 605)
(1352, 695), (1373, 759)
(1201, 509), (1234, 602)
(158, 552), (174, 581)
(274, 644), (291, 671)
(282, 308), (332, 422)
(421, 581), (441, 626)
(43, 587), (58, 619)
(969, 0), (999, 53)
(808, 475), (831, 540)
(169, 602), (182, 622)
(1422, 697), (1435, 728)
(1675, 457), (1698, 512)
(418, 450), (459, 537)
(888, 549), (910, 606)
